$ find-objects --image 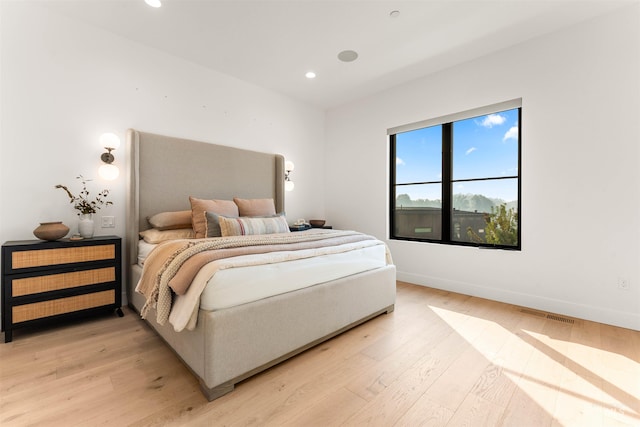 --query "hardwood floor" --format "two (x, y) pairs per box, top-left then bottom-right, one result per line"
(1, 281), (638, 426)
